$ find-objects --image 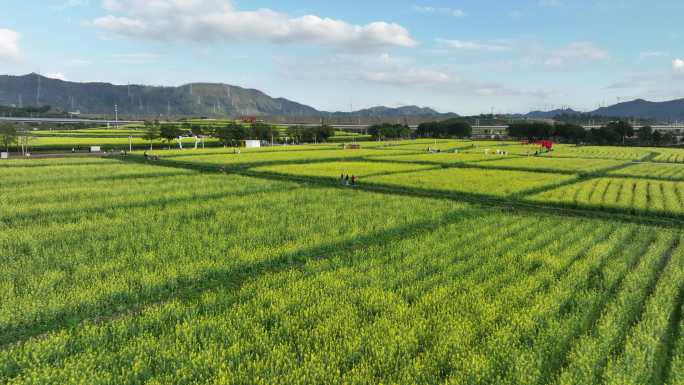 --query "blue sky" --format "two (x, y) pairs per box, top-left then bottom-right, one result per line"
(1, 0), (683, 115)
